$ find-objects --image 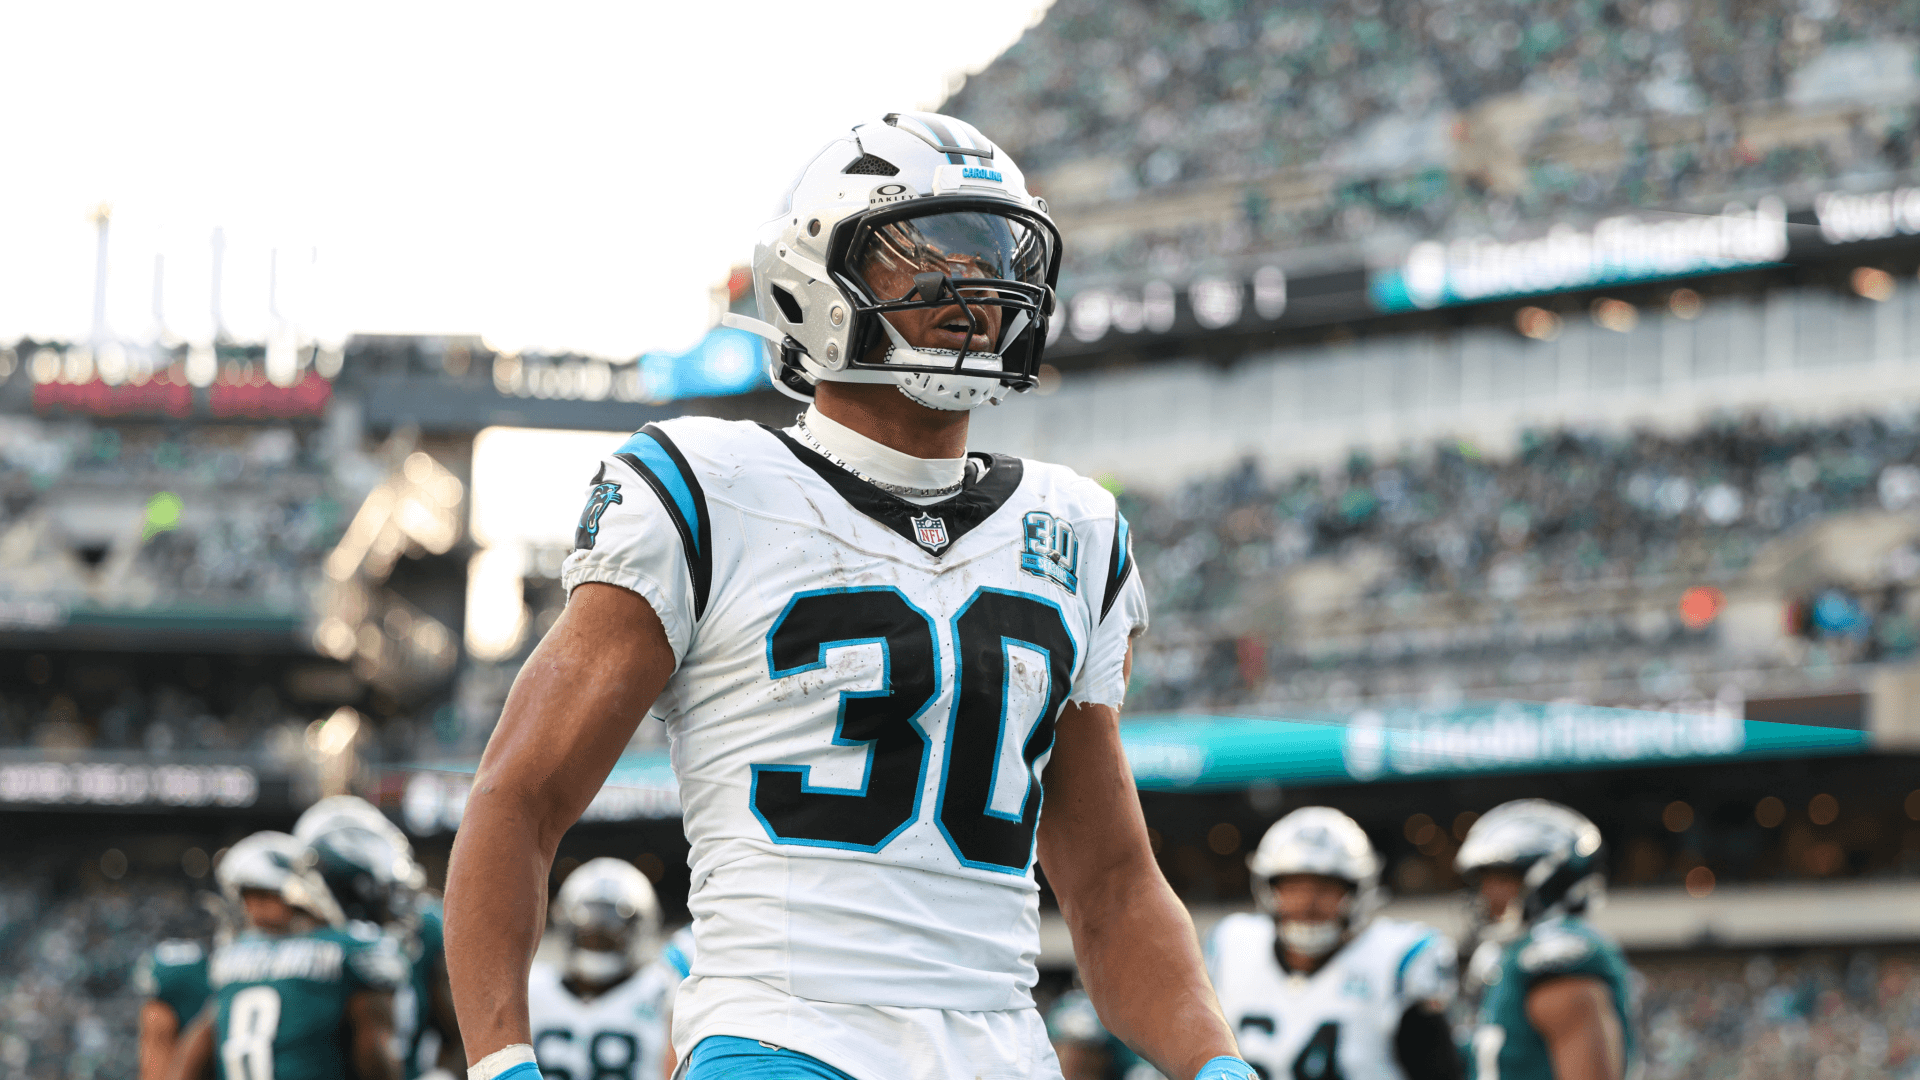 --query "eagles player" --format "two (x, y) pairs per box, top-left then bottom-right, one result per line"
(135, 936), (211, 1080)
(165, 831), (407, 1080)
(1454, 801), (1634, 1080)
(528, 859), (684, 1080)
(295, 795), (465, 1079)
(1208, 808), (1461, 1080)
(446, 112), (1253, 1080)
